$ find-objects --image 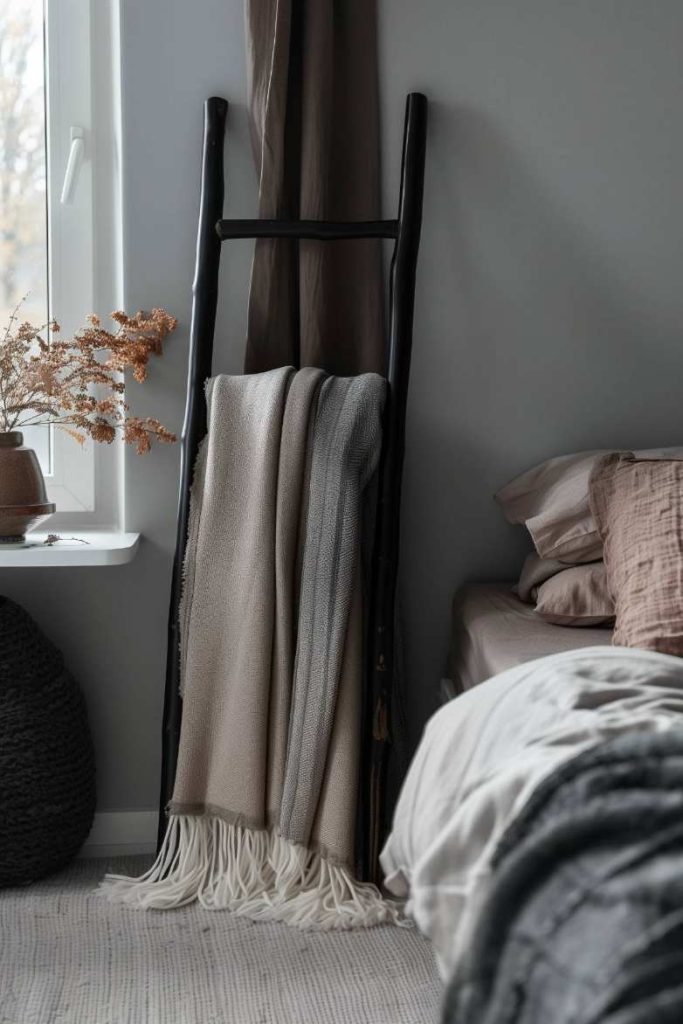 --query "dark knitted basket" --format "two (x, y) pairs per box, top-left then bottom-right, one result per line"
(0, 597), (95, 886)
